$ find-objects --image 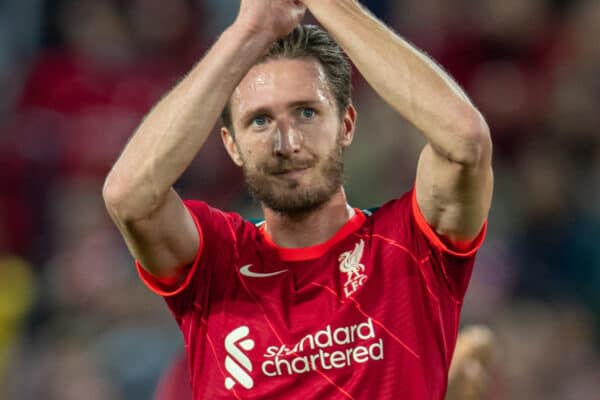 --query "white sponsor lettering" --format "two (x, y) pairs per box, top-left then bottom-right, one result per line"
(261, 340), (384, 376)
(228, 318), (383, 386)
(260, 318), (384, 377)
(262, 318), (375, 357)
